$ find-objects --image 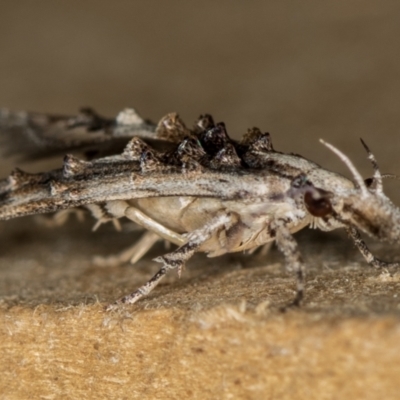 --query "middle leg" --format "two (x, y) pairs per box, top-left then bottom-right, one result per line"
(273, 221), (305, 307)
(106, 211), (237, 310)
